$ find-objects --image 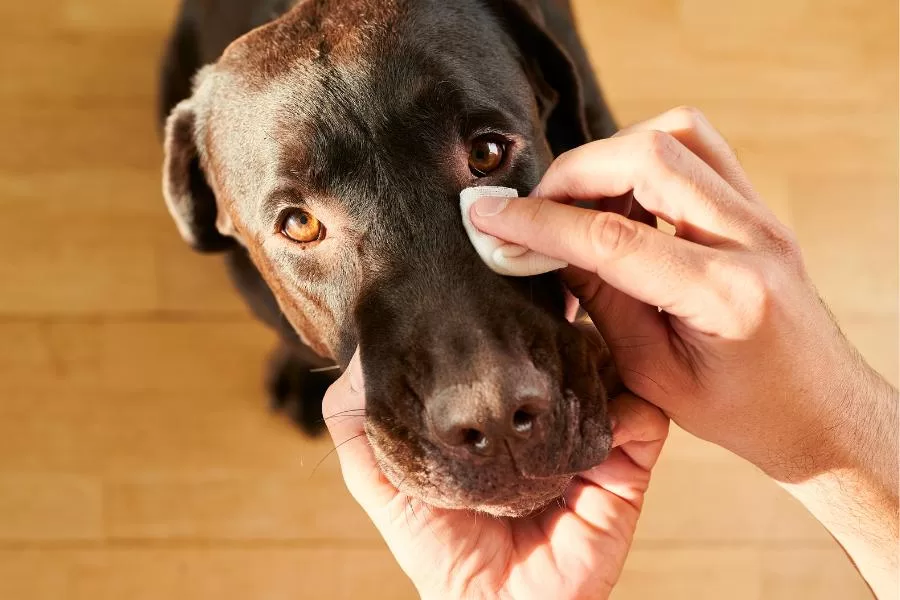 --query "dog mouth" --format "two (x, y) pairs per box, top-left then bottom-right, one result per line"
(362, 346), (613, 517)
(351, 257), (616, 516)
